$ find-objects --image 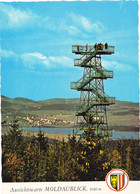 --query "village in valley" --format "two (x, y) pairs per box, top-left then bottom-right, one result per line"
(17, 115), (75, 127)
(4, 114), (76, 128)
